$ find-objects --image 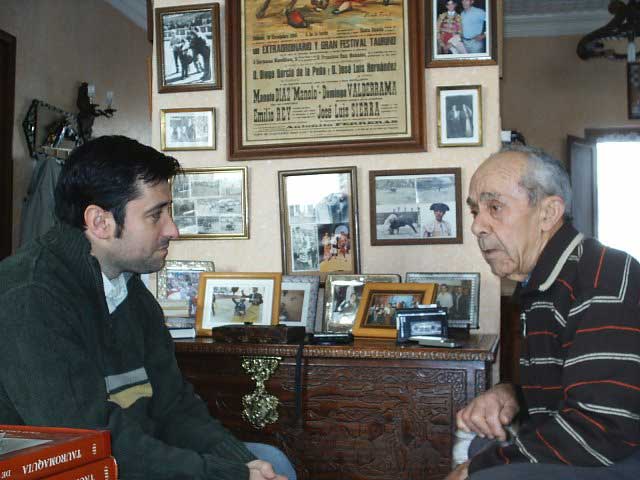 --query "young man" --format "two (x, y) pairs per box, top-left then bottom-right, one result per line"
(423, 203), (452, 237)
(447, 145), (640, 479)
(0, 136), (295, 480)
